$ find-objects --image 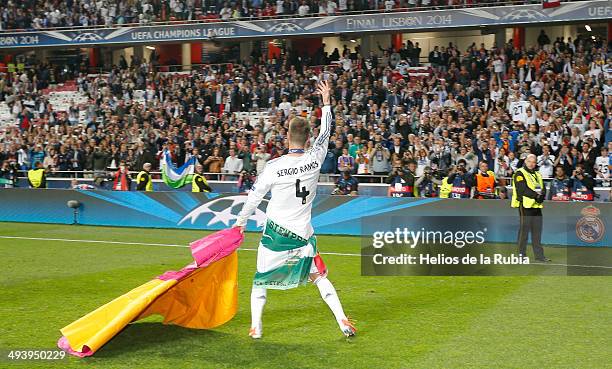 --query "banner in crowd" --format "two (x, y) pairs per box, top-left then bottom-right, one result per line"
(160, 151), (195, 189)
(0, 189), (609, 247)
(0, 1), (610, 48)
